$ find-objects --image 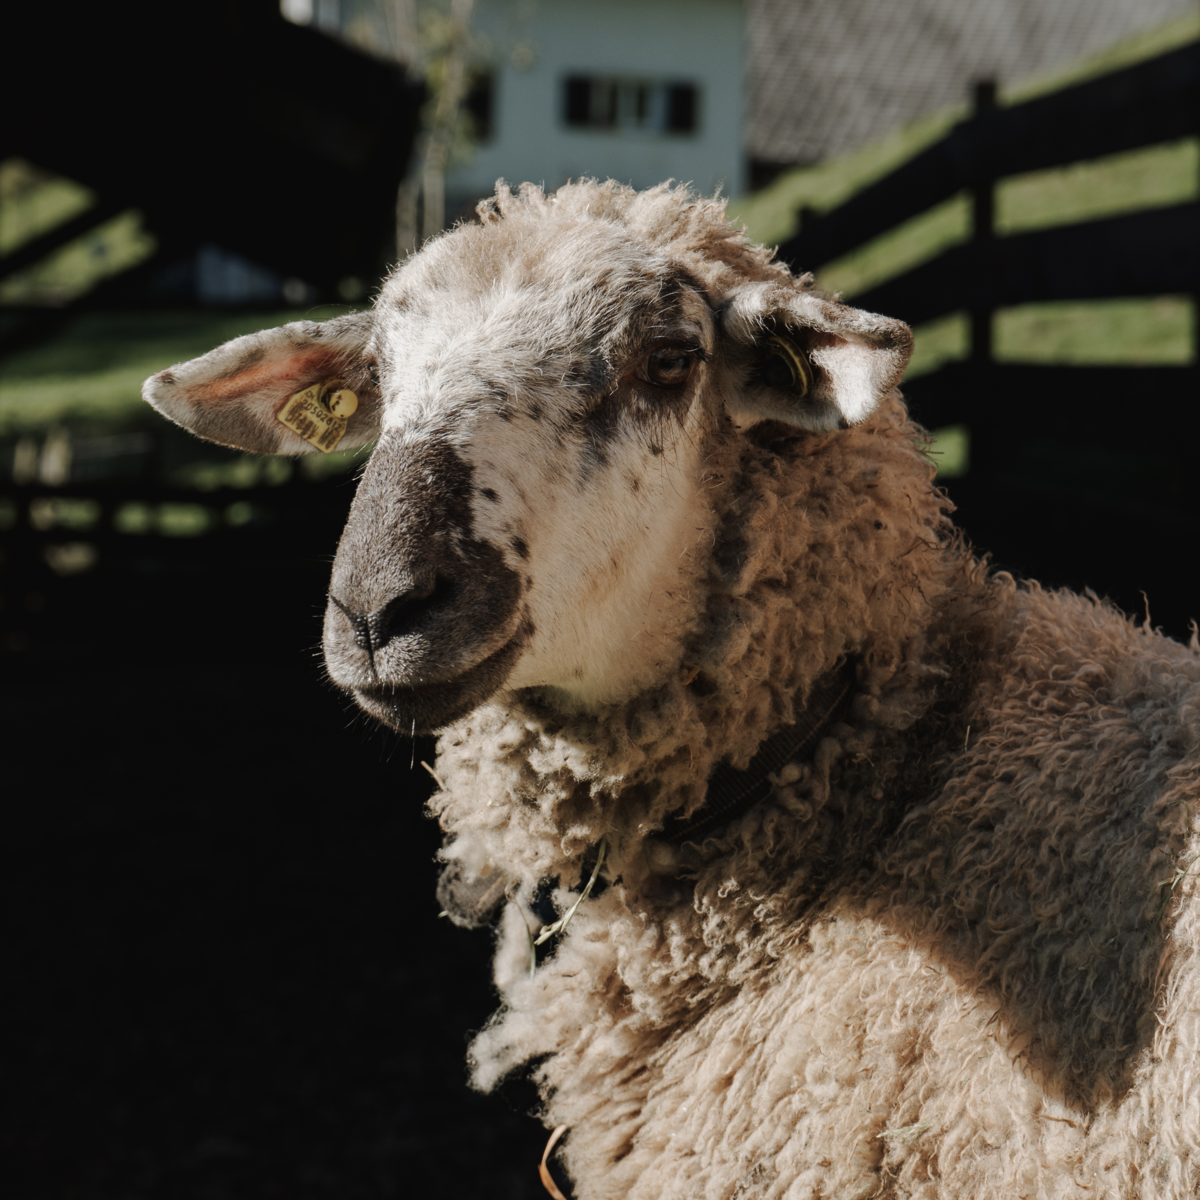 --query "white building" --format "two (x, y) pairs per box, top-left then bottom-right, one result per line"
(446, 0), (745, 213)
(285, 0), (1195, 201)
